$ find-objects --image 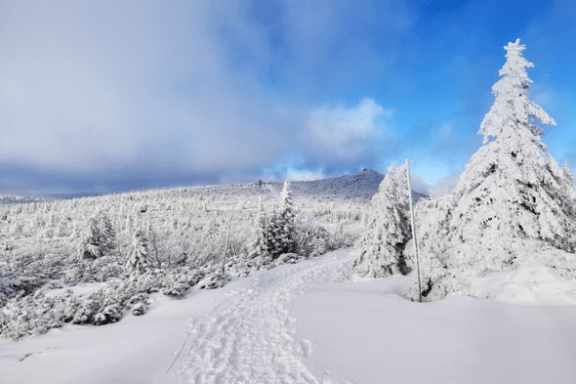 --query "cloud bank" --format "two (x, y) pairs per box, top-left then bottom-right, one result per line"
(1, 0), (573, 194)
(0, 0), (418, 193)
